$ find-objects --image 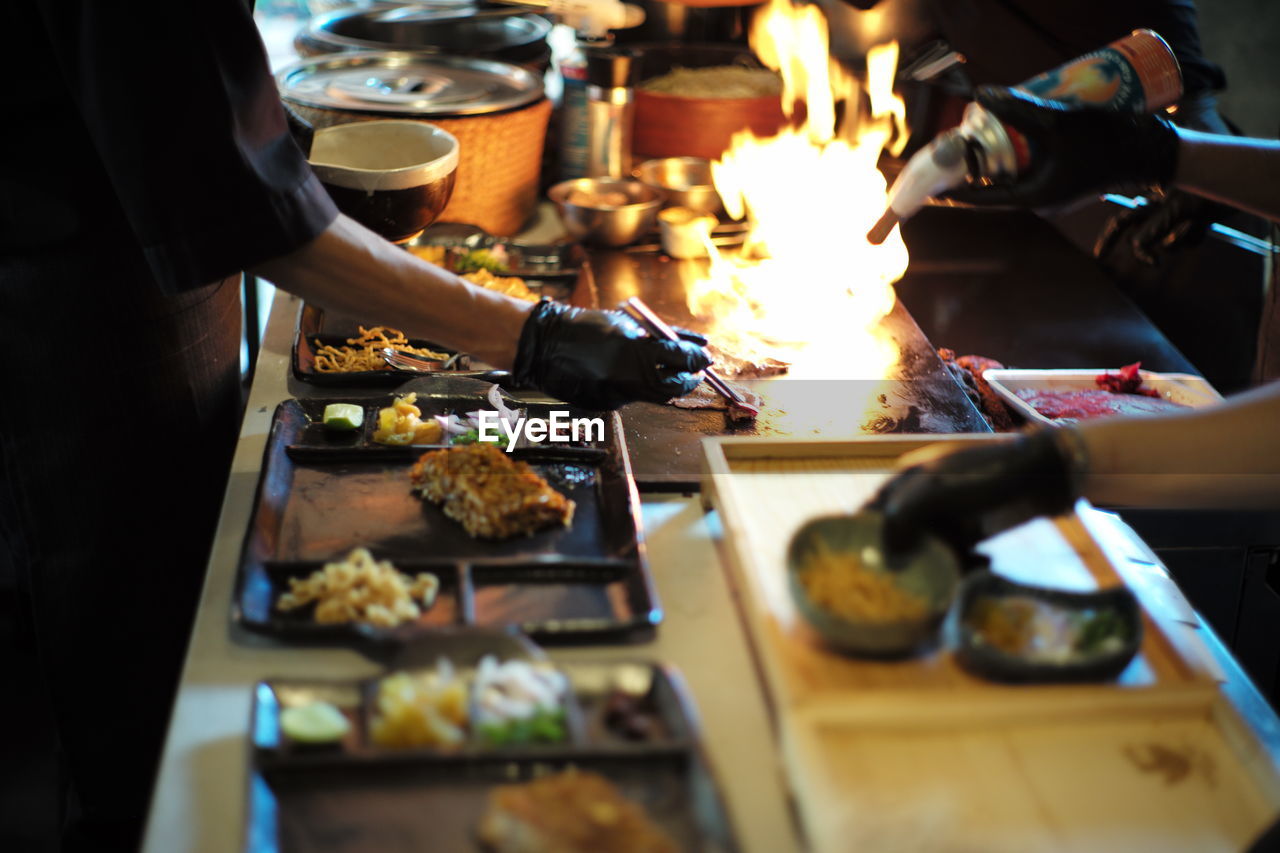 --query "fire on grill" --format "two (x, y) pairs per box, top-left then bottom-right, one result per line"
(684, 0), (913, 385)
